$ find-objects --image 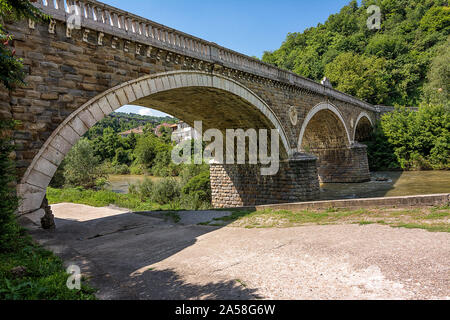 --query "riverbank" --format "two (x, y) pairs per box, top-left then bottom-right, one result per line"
(47, 187), (173, 212)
